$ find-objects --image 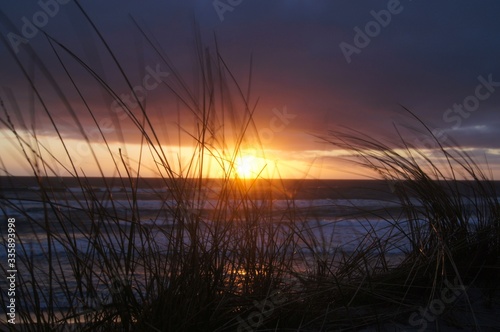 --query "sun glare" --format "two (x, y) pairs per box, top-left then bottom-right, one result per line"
(234, 155), (266, 179)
